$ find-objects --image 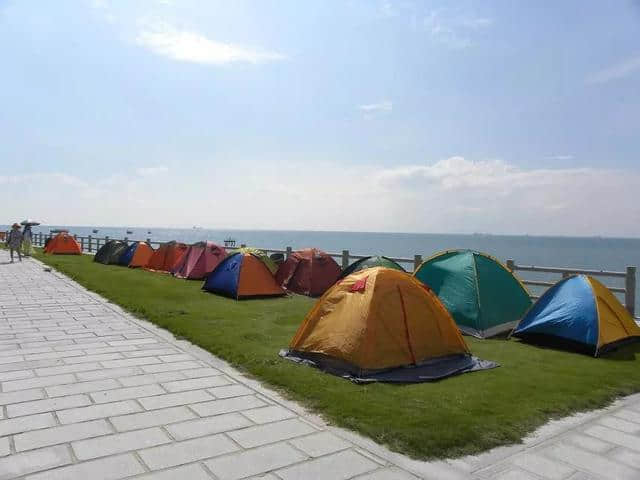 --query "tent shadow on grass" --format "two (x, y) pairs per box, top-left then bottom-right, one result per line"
(511, 336), (640, 361)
